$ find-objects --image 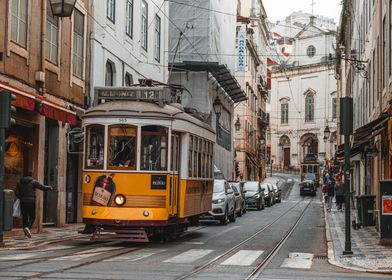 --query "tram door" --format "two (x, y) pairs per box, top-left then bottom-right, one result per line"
(170, 133), (180, 216)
